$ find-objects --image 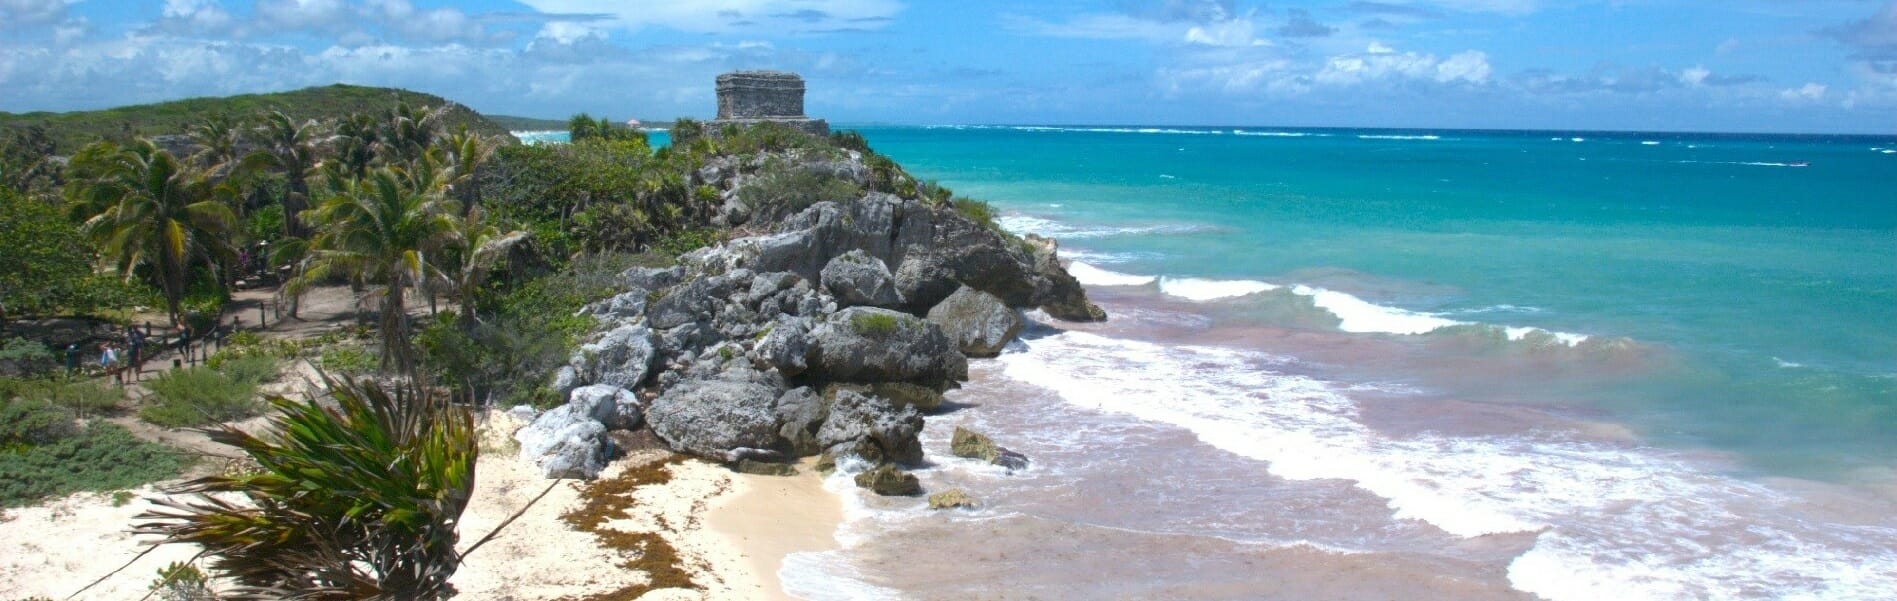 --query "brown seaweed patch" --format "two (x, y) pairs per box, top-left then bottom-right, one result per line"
(559, 454), (698, 600)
